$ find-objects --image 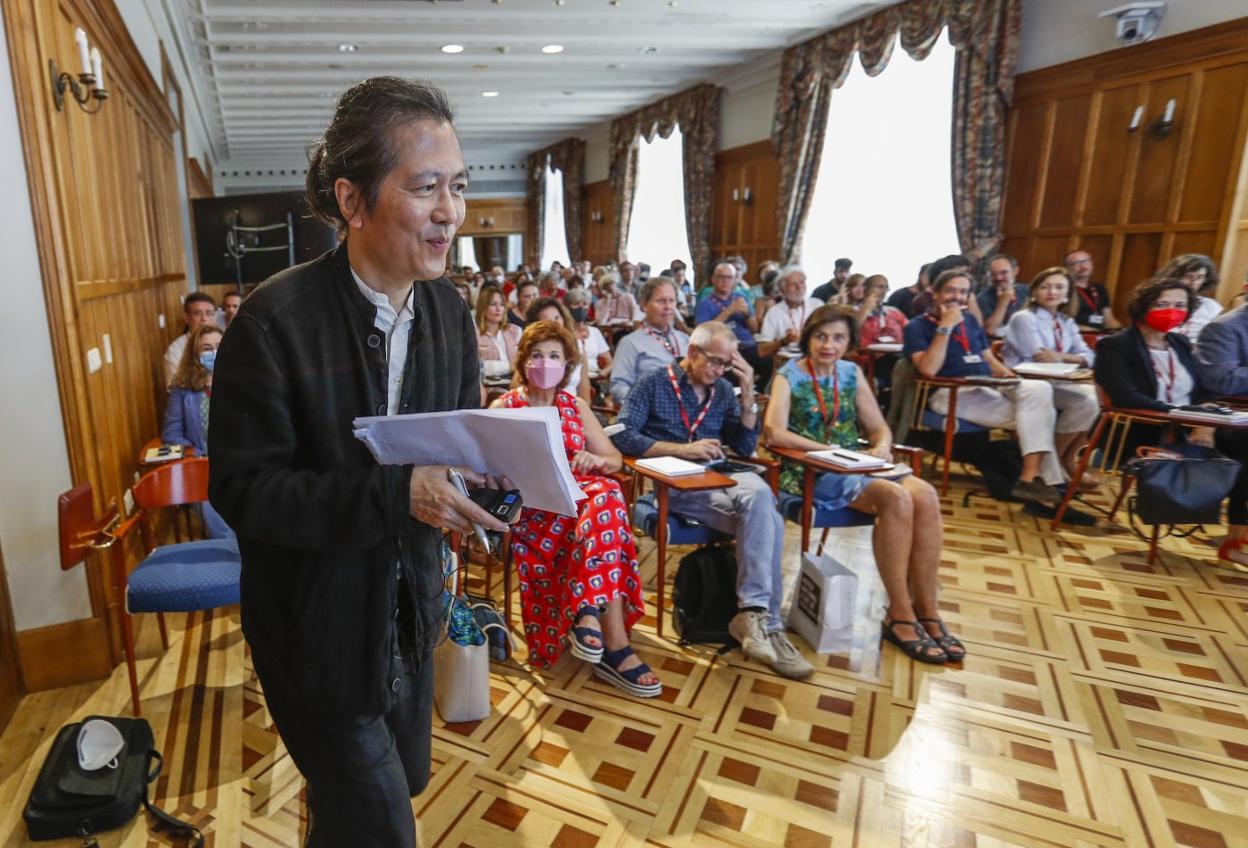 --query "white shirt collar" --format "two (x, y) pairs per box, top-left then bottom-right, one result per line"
(349, 265), (413, 327)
